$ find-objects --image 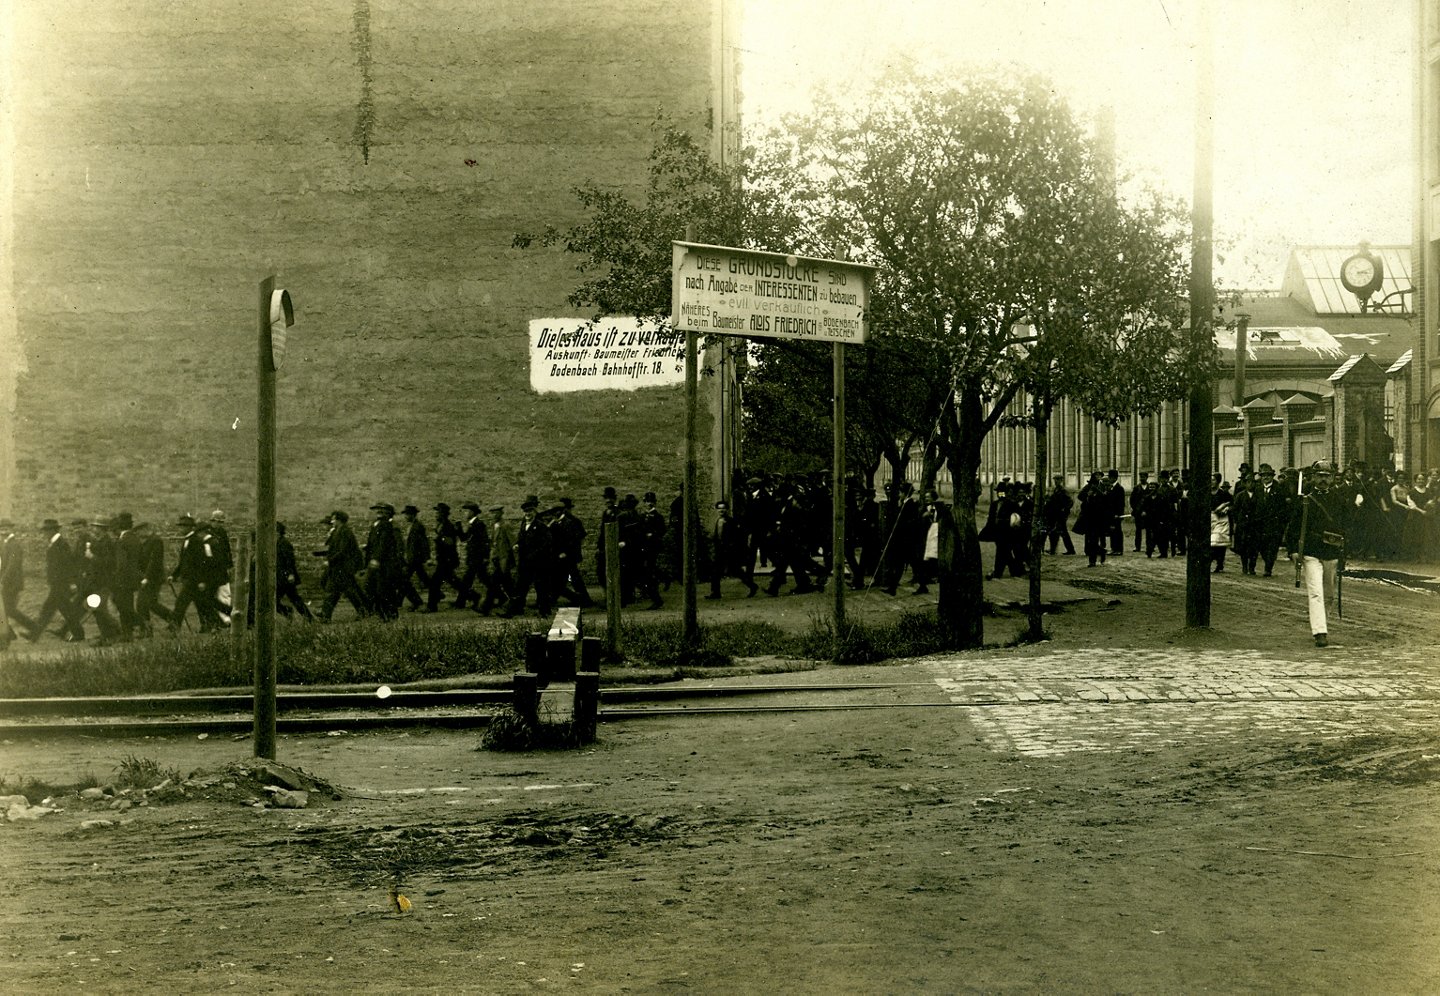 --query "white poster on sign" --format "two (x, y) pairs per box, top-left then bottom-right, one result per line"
(529, 318), (685, 394)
